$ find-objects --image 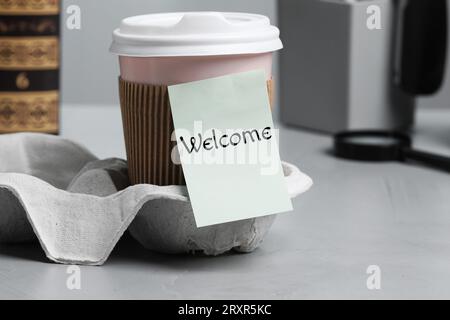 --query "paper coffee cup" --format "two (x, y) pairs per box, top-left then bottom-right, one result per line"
(110, 12), (283, 186)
